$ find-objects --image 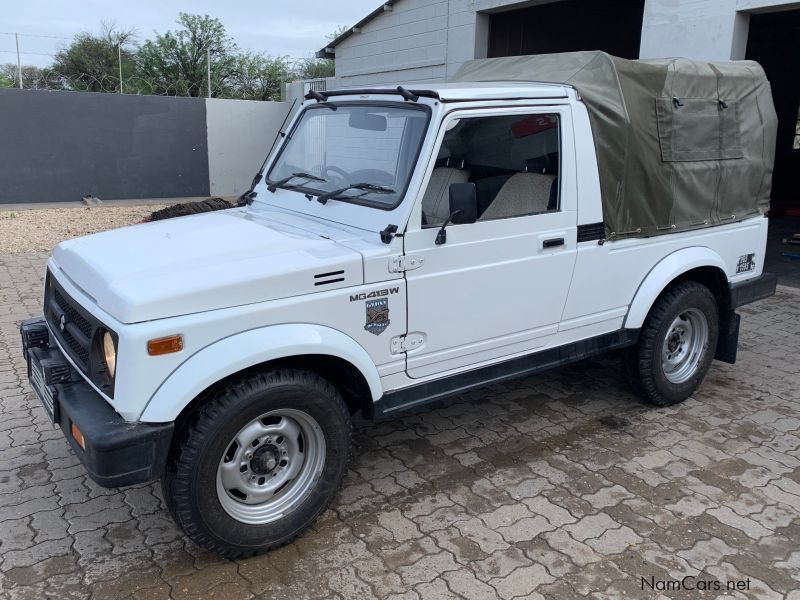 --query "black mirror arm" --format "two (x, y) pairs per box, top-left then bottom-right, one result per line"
(435, 210), (464, 246)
